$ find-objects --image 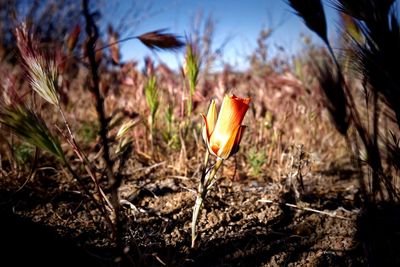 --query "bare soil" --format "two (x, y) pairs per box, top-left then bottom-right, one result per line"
(0, 158), (398, 267)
